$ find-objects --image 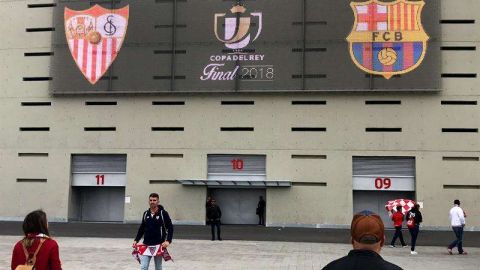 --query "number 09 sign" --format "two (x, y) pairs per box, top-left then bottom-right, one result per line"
(353, 176), (415, 191)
